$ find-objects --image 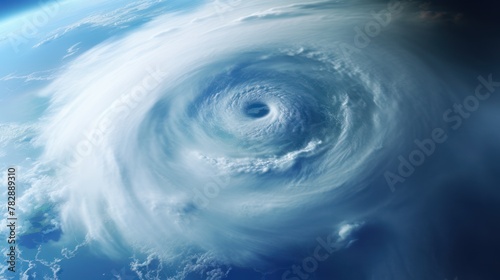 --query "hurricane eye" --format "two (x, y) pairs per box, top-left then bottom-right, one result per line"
(244, 102), (270, 118)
